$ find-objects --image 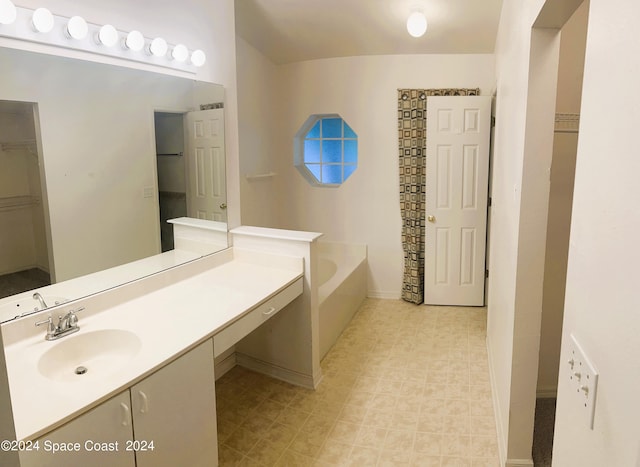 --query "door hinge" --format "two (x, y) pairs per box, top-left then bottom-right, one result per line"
(485, 270), (489, 278)
(491, 116), (496, 128)
(488, 197), (492, 207)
